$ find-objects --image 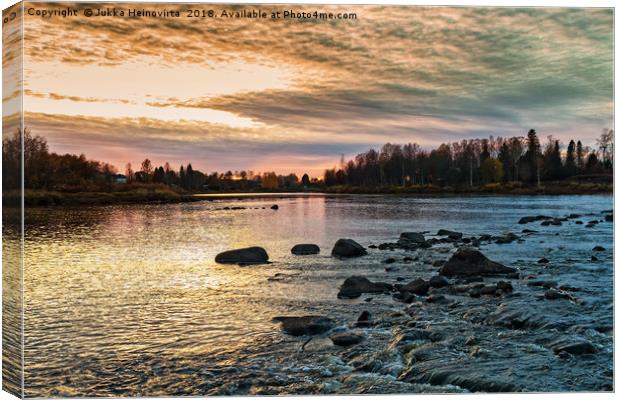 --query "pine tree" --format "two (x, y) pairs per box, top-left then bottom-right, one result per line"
(525, 129), (541, 185)
(576, 140), (585, 172)
(565, 140), (577, 176)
